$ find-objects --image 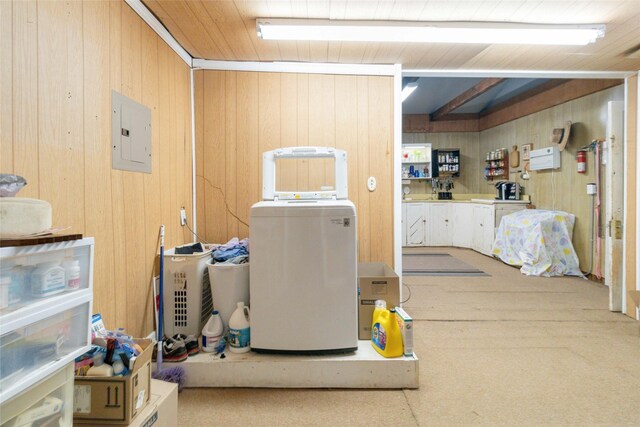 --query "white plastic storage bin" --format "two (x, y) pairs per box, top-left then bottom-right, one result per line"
(0, 237), (93, 407)
(0, 292), (91, 403)
(207, 262), (250, 327)
(0, 363), (74, 427)
(162, 246), (213, 337)
(0, 238), (94, 315)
